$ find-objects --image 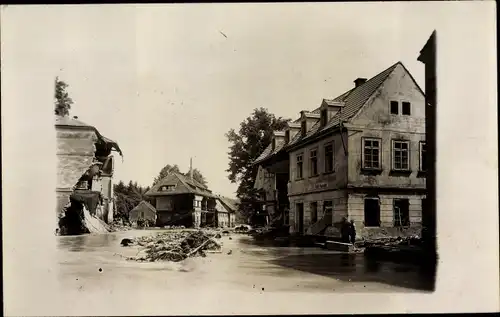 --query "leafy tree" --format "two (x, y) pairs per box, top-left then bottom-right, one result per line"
(152, 164), (181, 186)
(190, 168), (207, 187)
(54, 77), (74, 117)
(152, 164), (208, 187)
(226, 107), (290, 221)
(113, 180), (152, 224)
